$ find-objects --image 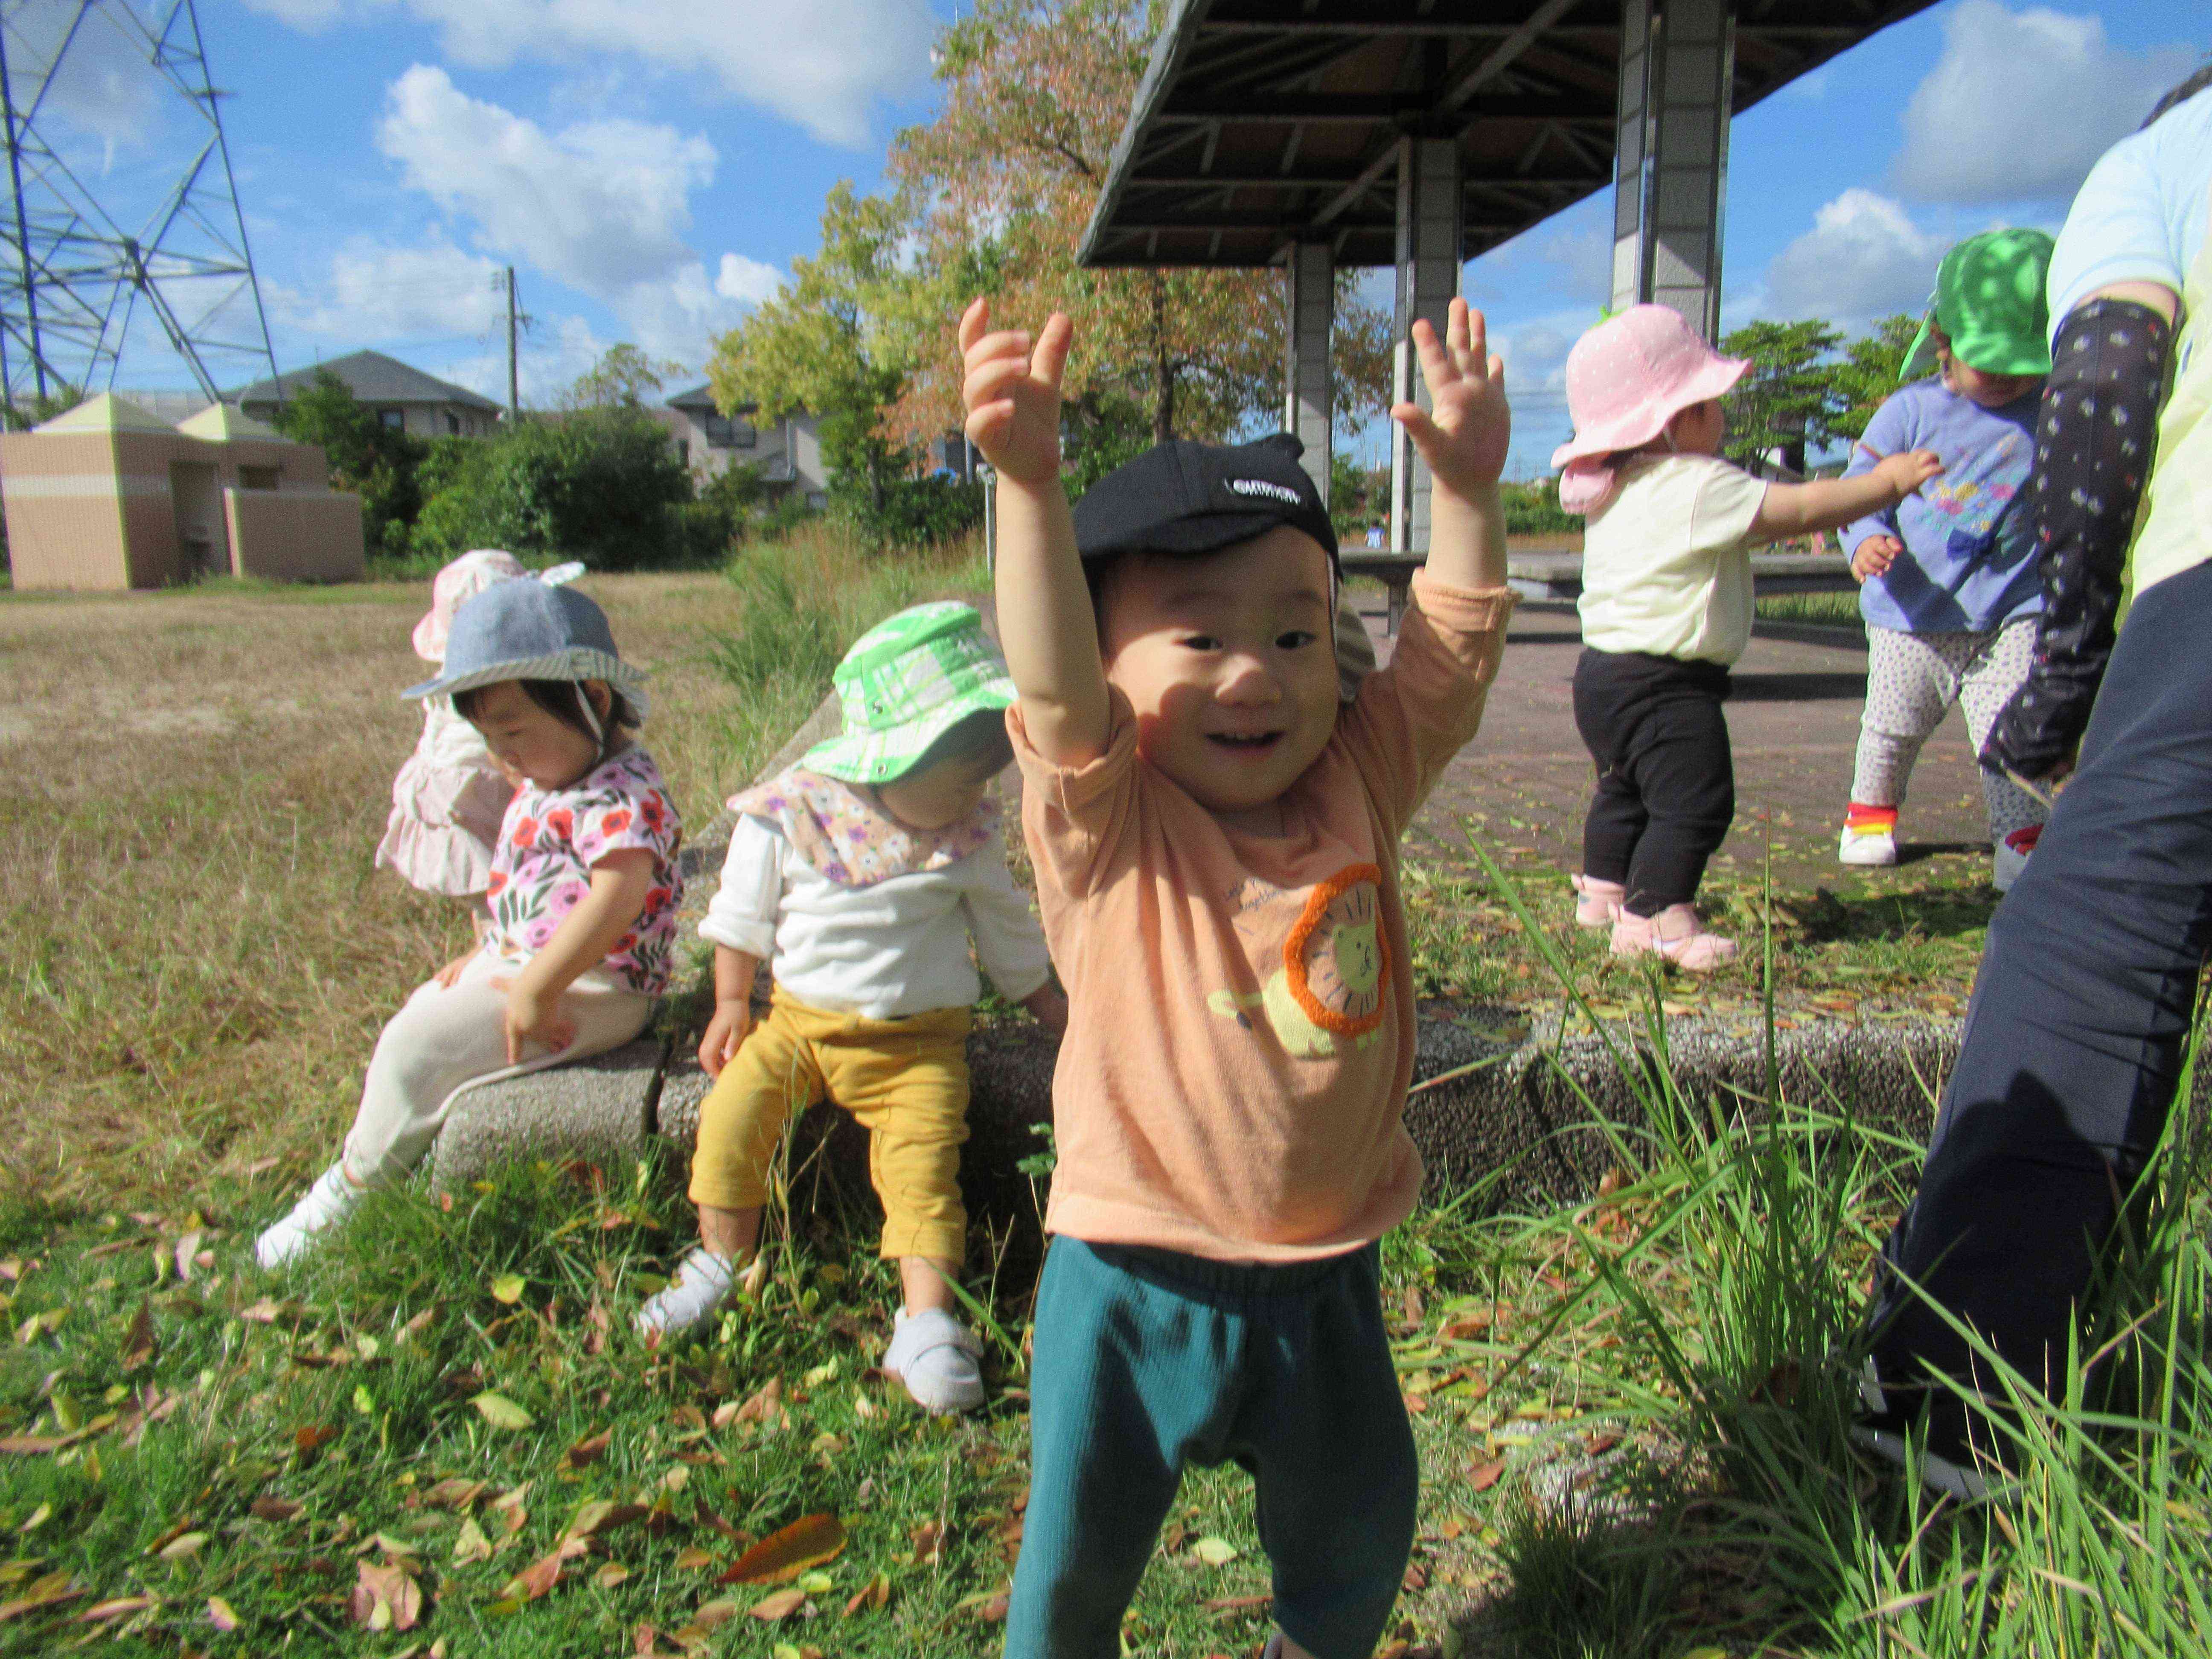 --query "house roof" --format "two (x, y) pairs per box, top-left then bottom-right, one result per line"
(36, 393), (174, 435)
(176, 402), (282, 442)
(667, 382), (757, 414)
(1079, 0), (1940, 269)
(230, 349), (504, 412)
